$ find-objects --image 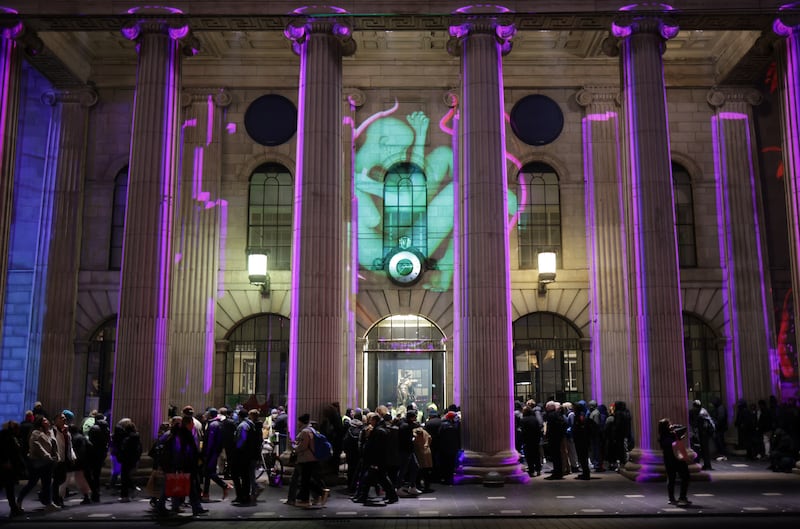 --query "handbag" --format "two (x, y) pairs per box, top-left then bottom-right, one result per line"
(165, 472), (190, 497)
(672, 438), (689, 462)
